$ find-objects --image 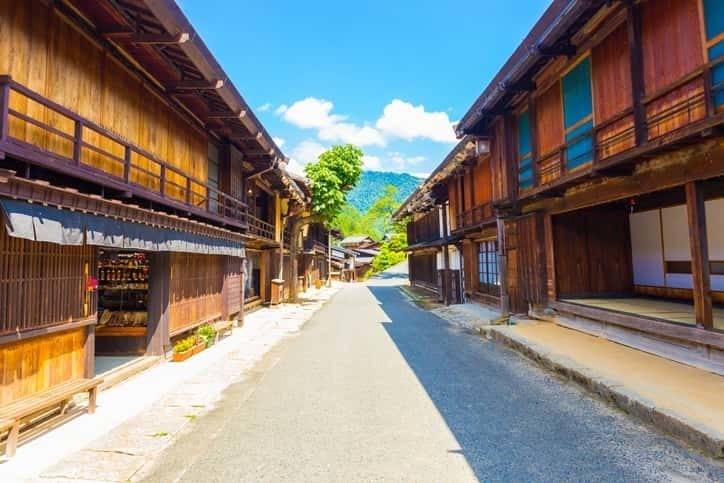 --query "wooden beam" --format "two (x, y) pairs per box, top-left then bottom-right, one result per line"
(232, 132), (263, 142)
(207, 109), (247, 120)
(102, 30), (191, 44)
(170, 79), (224, 90)
(626, 1), (646, 146)
(133, 32), (190, 45)
(551, 300), (724, 349)
(685, 181), (713, 330)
